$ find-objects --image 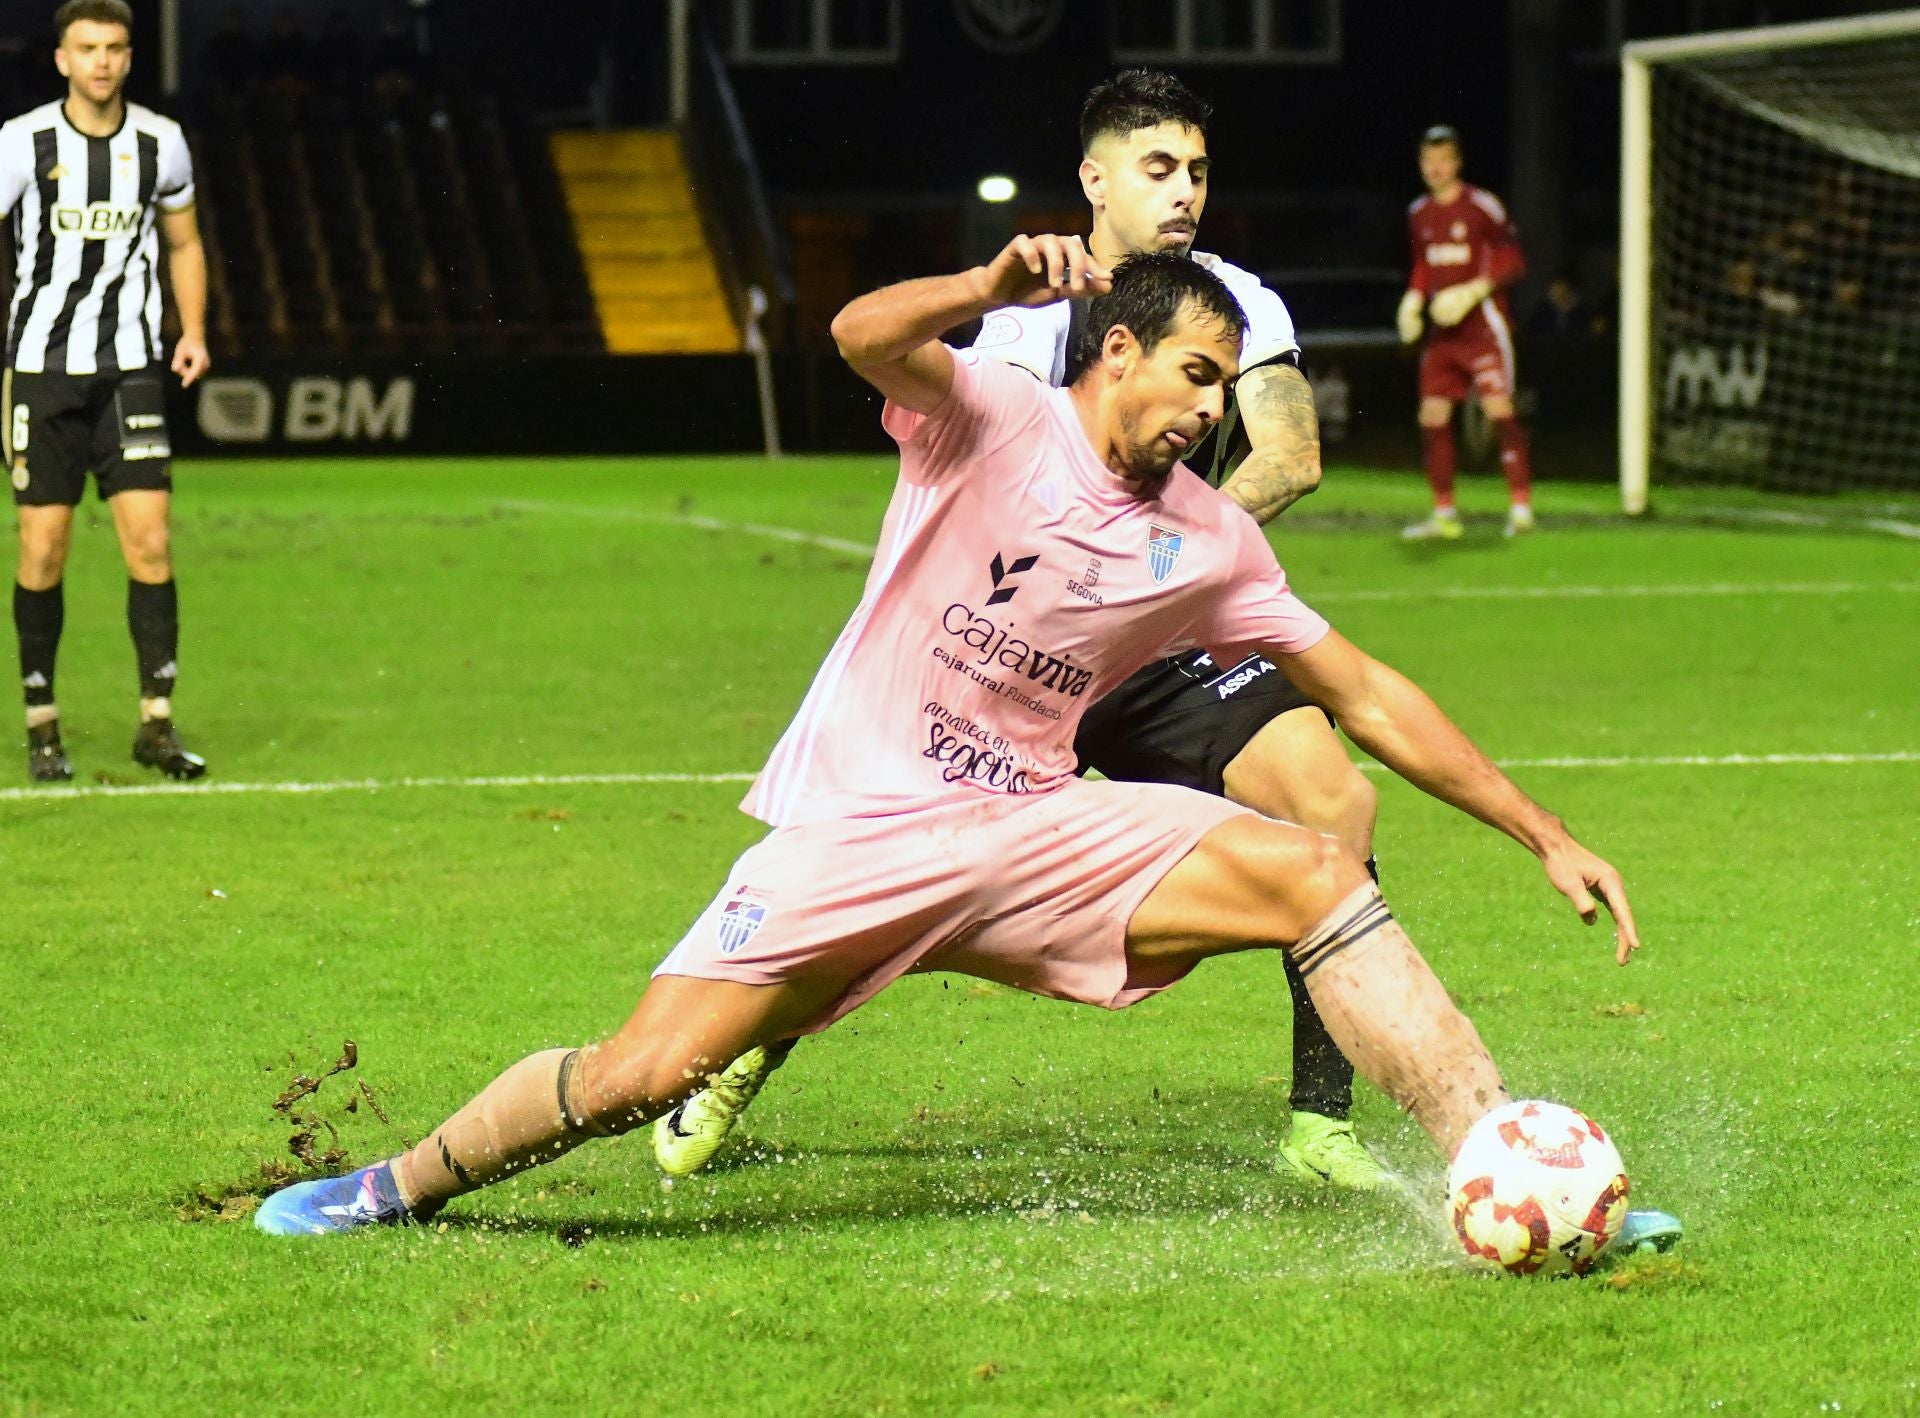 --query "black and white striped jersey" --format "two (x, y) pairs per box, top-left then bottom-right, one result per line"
(0, 100), (195, 377)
